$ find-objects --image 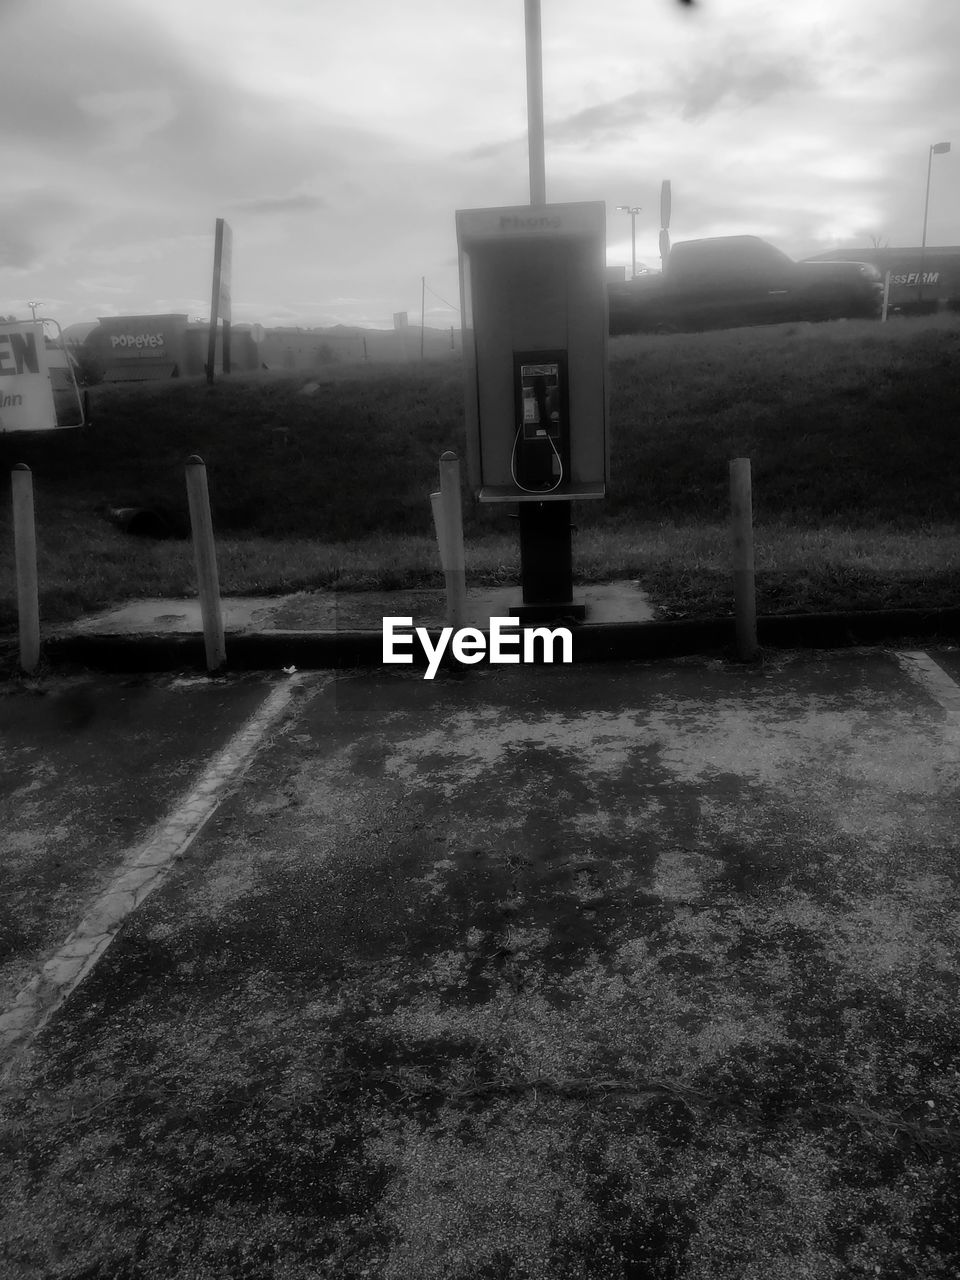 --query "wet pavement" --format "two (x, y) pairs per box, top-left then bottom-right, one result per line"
(2, 647), (960, 1278)
(52, 579), (658, 638)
